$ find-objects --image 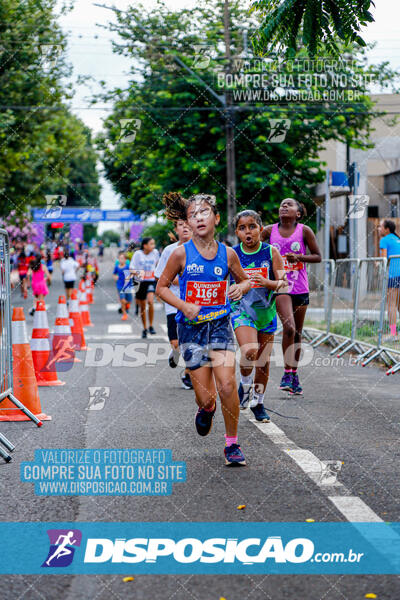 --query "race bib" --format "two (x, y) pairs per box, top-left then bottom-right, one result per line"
(143, 270), (155, 280)
(245, 266), (269, 288)
(185, 280), (228, 306)
(283, 256), (304, 271)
